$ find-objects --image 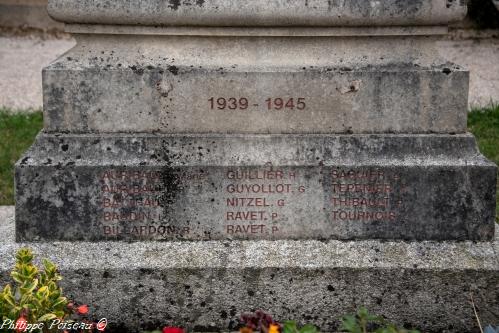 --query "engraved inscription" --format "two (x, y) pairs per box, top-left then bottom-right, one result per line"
(224, 168), (307, 236)
(209, 97), (306, 110)
(92, 166), (406, 240)
(328, 168), (403, 222)
(98, 169), (196, 238)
